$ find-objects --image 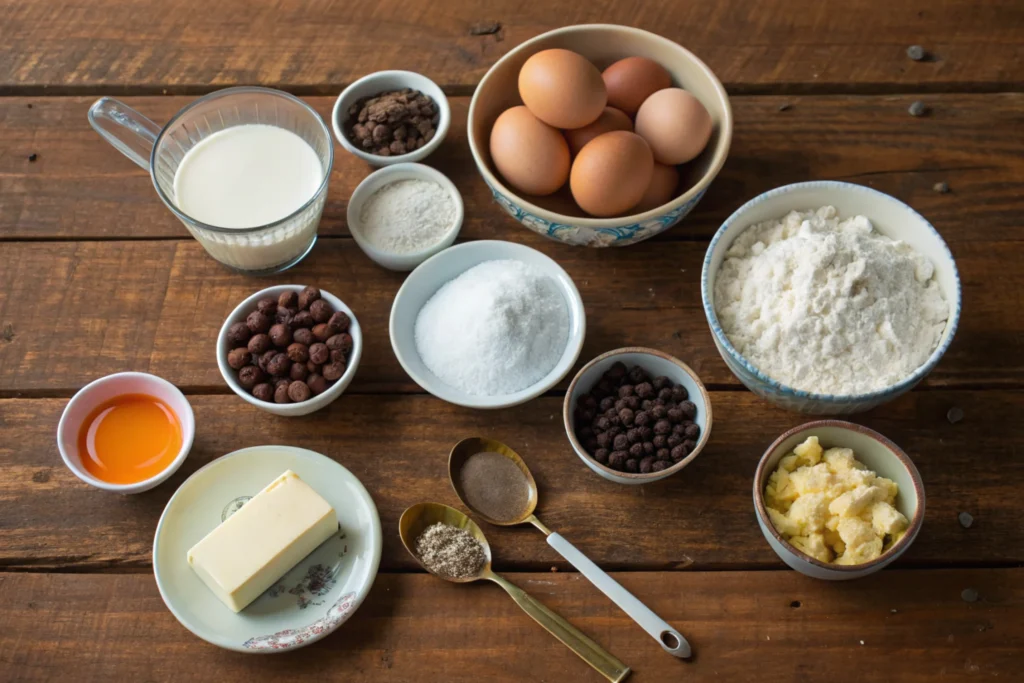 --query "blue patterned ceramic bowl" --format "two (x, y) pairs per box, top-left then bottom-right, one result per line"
(701, 181), (961, 415)
(468, 25), (732, 247)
